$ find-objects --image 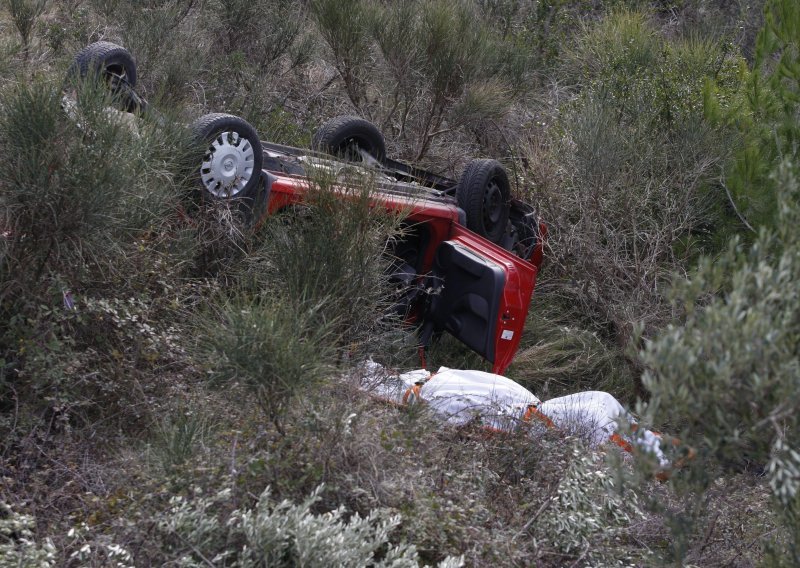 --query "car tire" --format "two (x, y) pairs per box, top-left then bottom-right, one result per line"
(312, 115), (386, 164)
(69, 41), (138, 88)
(457, 159), (511, 244)
(68, 41), (143, 112)
(191, 113), (263, 203)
